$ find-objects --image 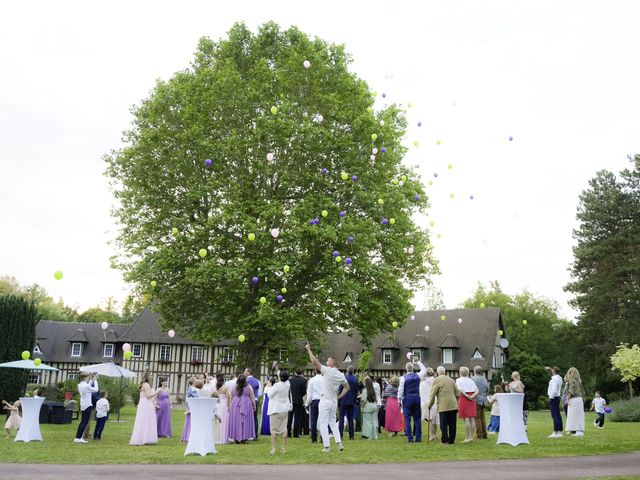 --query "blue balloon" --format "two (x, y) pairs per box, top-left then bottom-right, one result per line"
(347, 236), (354, 243)
(381, 147), (387, 154)
(414, 194), (420, 201)
(345, 257), (352, 265)
(332, 250), (339, 257)
(321, 168), (328, 174)
(381, 218), (389, 225)
(351, 175), (358, 181)
(252, 276), (259, 285)
(277, 295), (284, 303)
(340, 211), (346, 218)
